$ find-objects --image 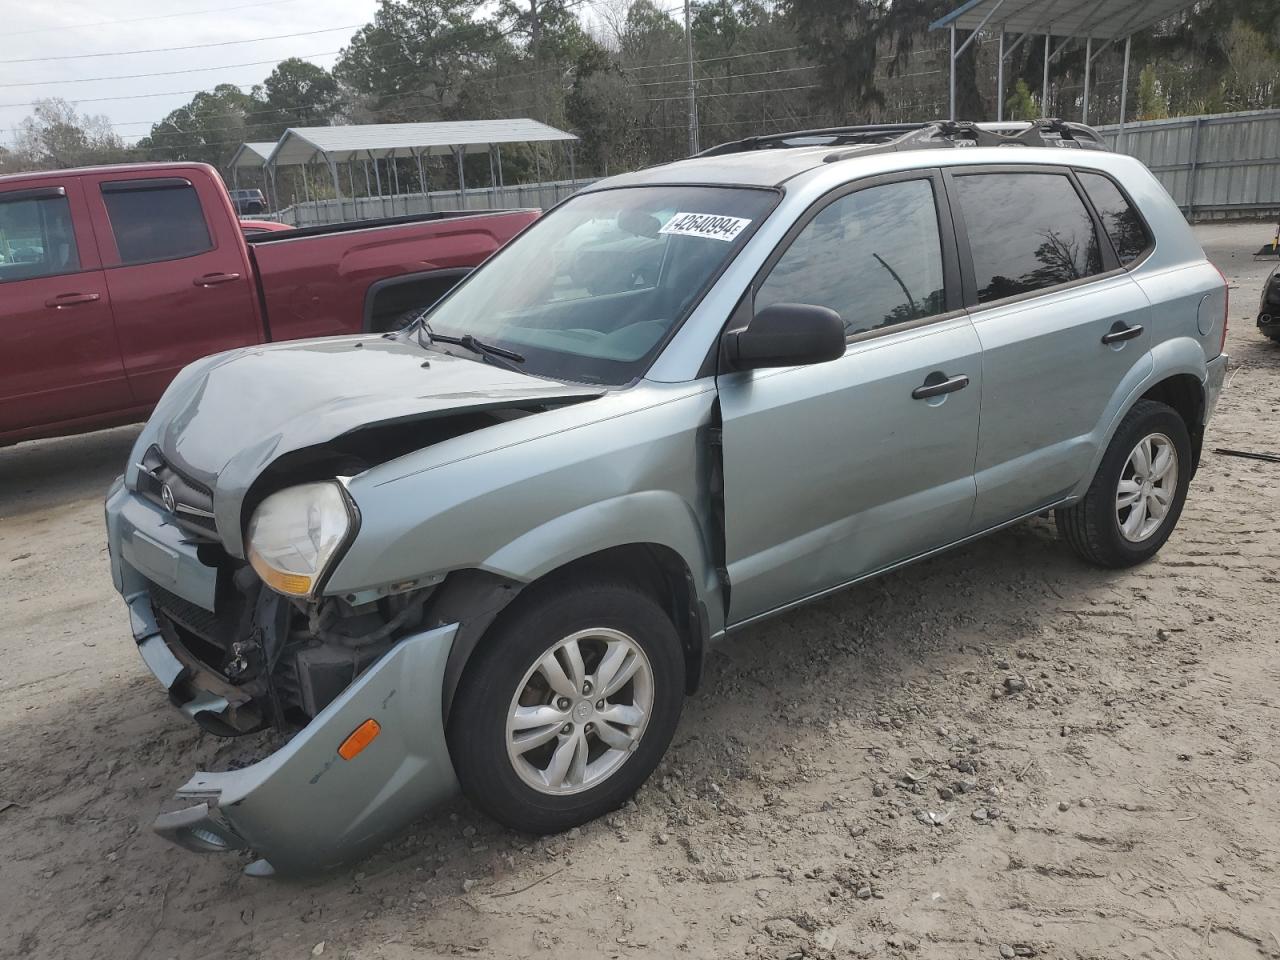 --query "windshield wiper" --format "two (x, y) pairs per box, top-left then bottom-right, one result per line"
(416, 320), (526, 370)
